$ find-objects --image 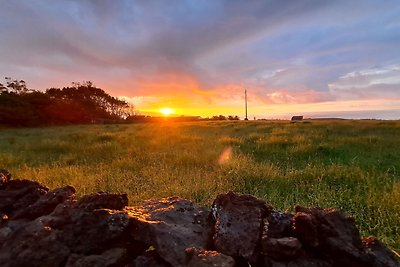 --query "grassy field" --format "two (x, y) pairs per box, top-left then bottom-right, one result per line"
(0, 120), (399, 249)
